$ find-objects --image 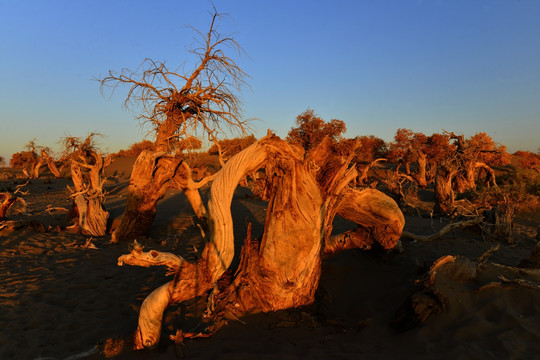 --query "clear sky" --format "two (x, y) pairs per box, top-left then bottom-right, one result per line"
(1, 0), (539, 162)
